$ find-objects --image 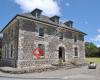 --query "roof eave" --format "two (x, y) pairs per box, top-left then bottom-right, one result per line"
(0, 15), (18, 33)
